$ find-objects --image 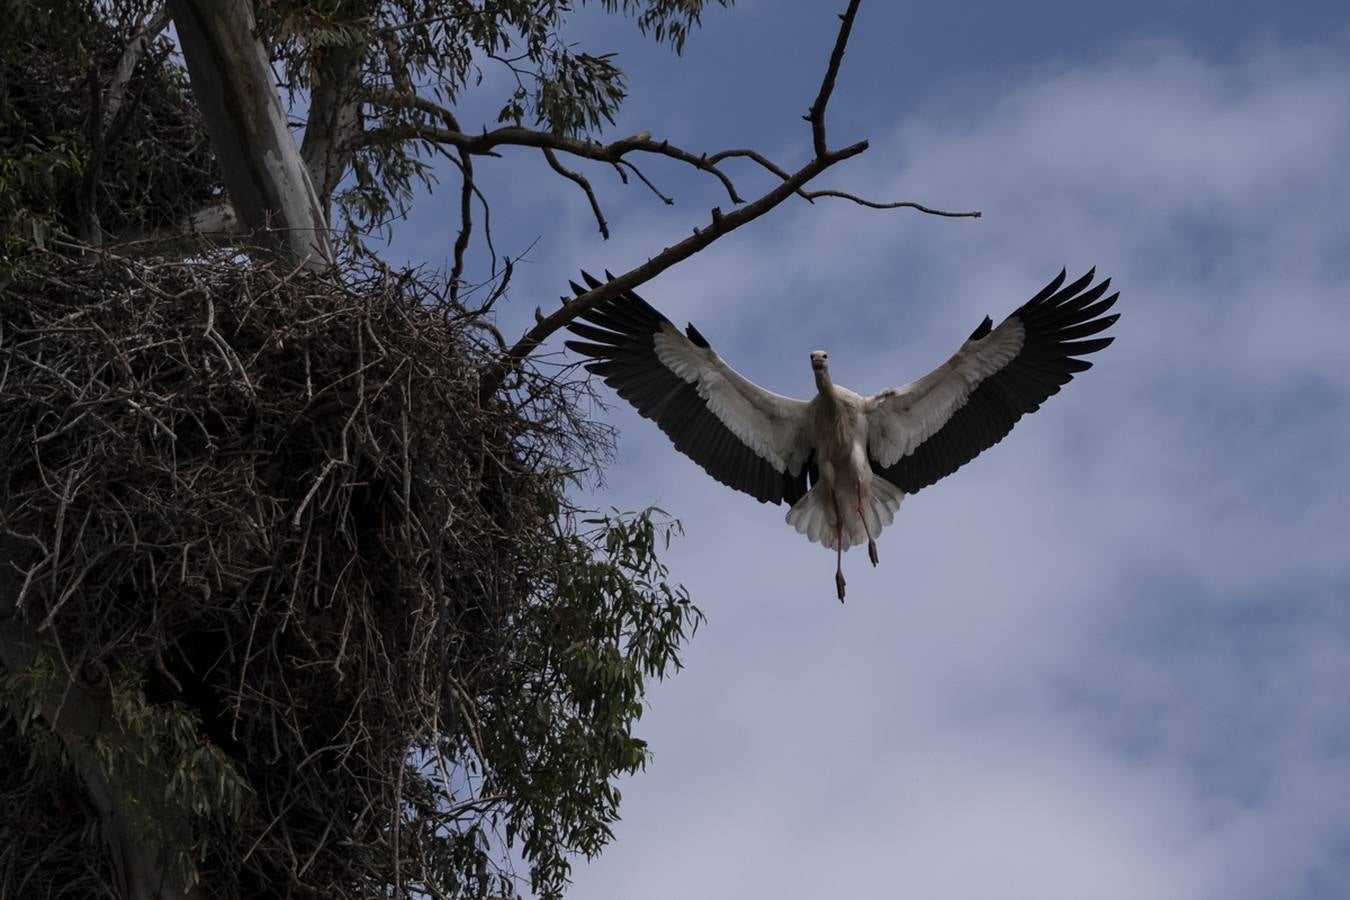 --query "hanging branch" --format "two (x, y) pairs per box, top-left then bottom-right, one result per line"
(543, 148), (609, 239)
